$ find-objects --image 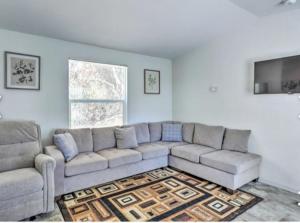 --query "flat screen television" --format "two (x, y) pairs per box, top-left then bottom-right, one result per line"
(254, 55), (300, 94)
